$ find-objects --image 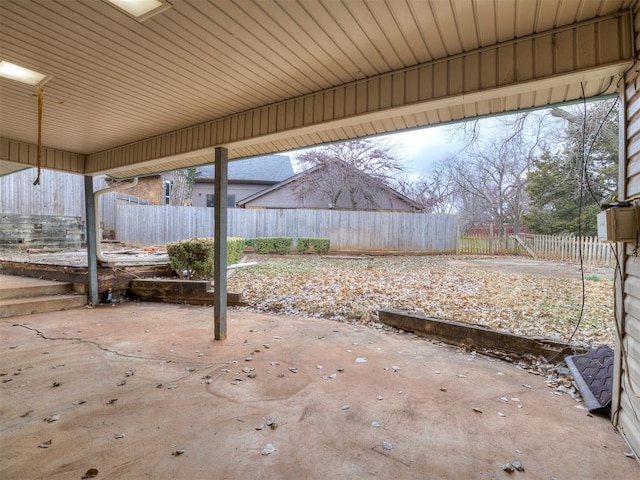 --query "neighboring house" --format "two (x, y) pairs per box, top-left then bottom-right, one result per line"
(191, 154), (294, 208)
(105, 175), (166, 205)
(237, 164), (420, 212)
